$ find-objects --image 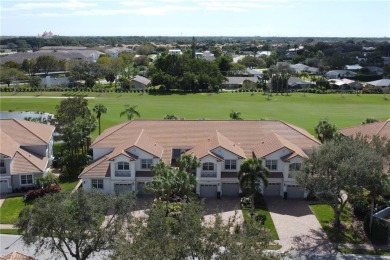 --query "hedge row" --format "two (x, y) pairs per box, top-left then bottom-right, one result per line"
(24, 185), (61, 202)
